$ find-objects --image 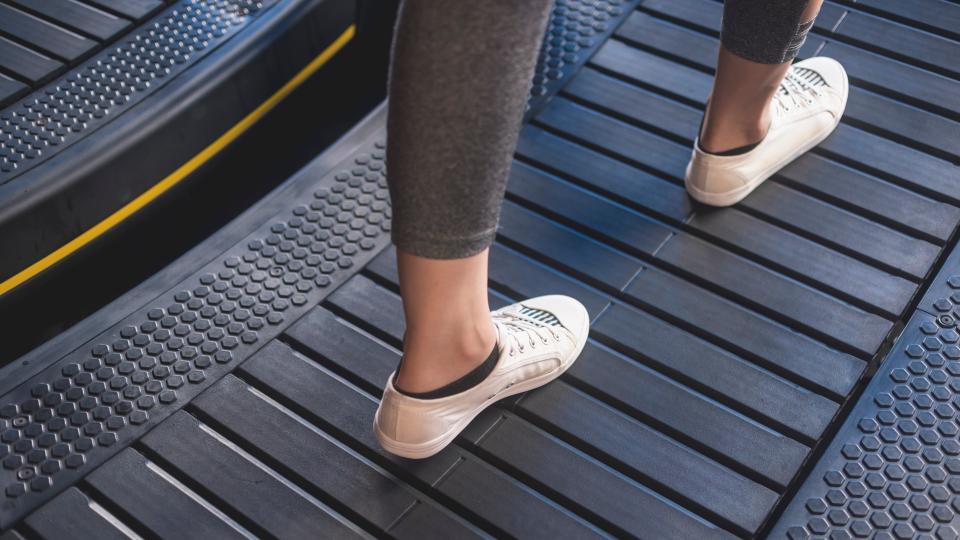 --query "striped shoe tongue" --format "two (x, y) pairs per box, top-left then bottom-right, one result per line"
(517, 305), (562, 327)
(792, 66), (827, 88)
